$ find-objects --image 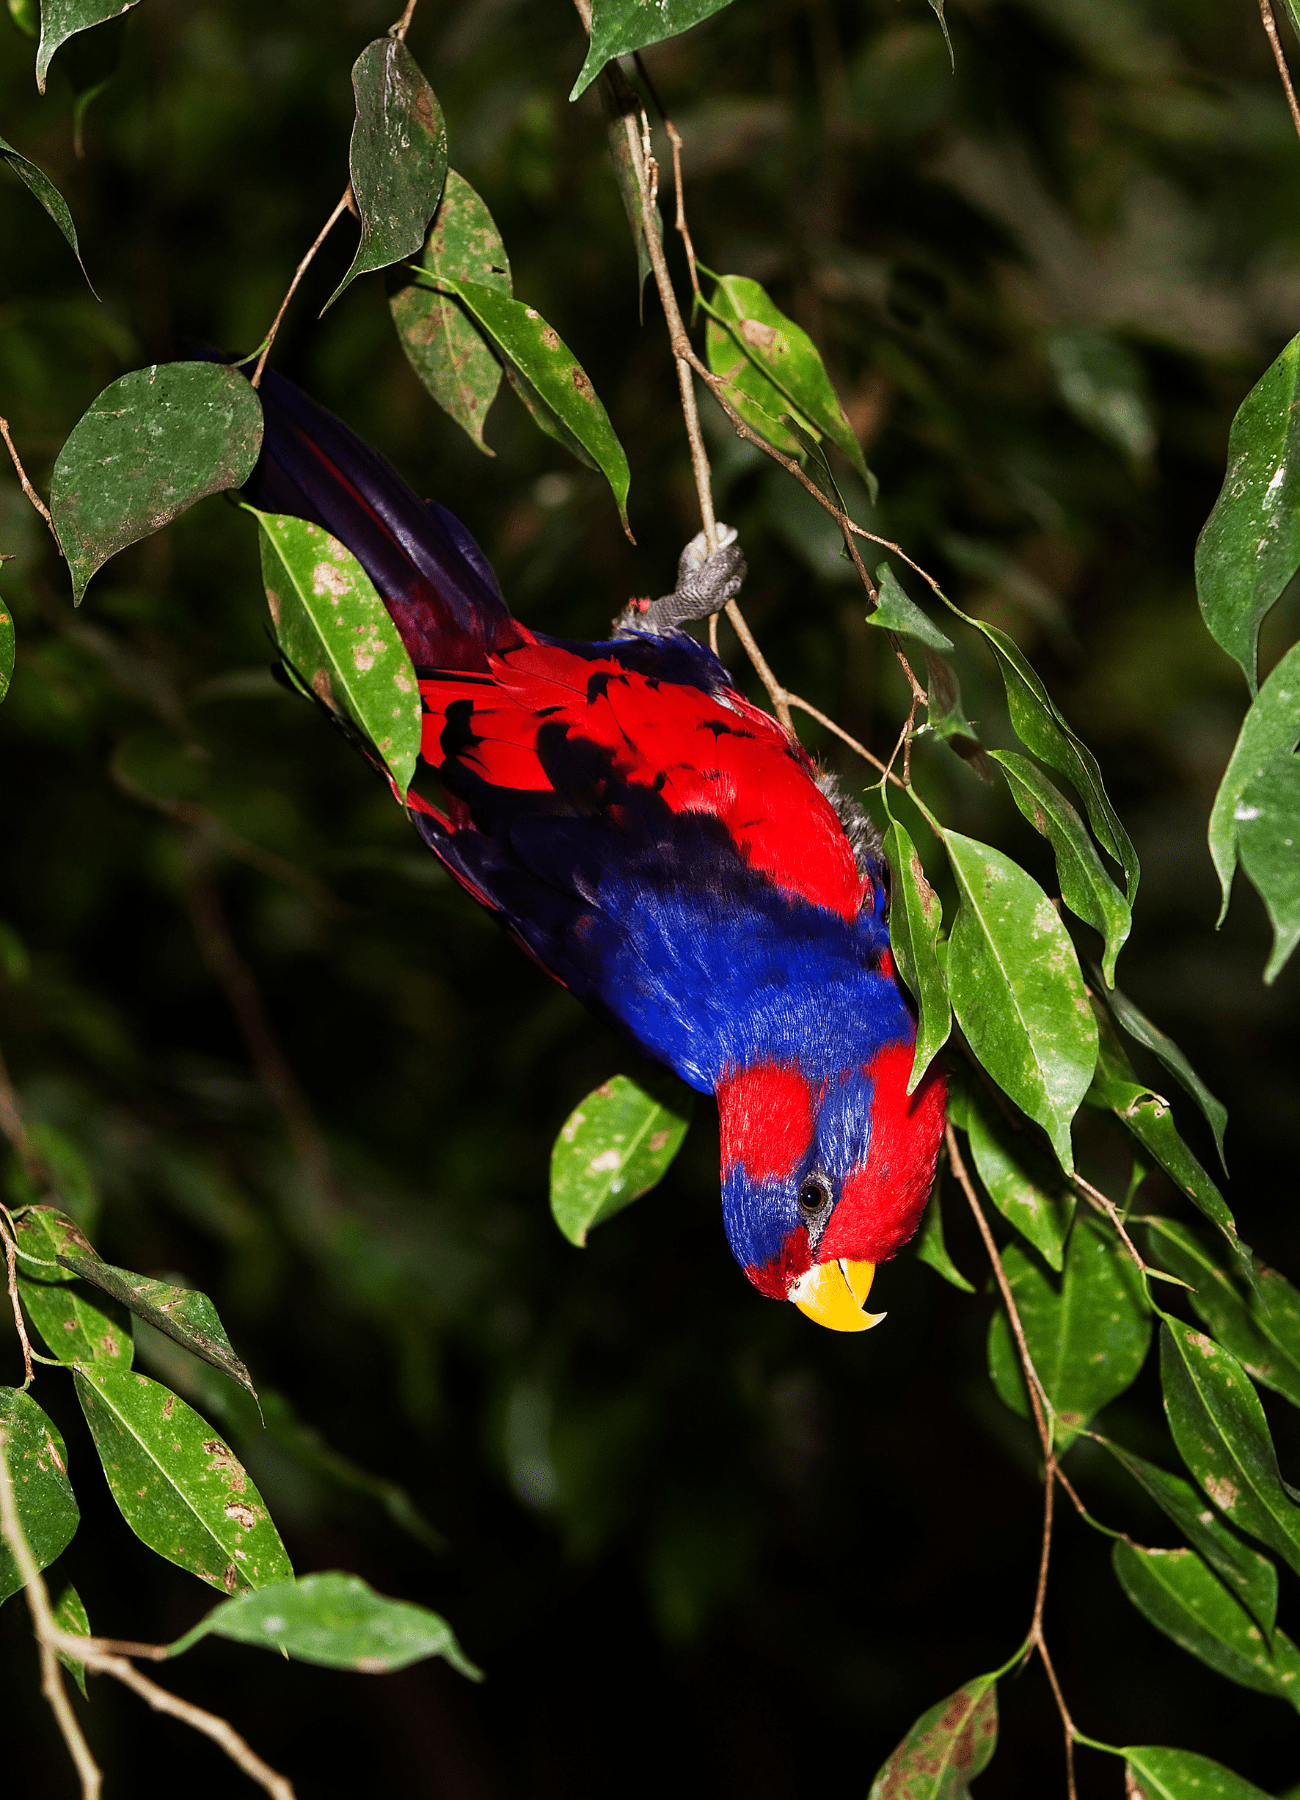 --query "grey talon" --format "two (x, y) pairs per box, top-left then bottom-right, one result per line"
(614, 523), (747, 636)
